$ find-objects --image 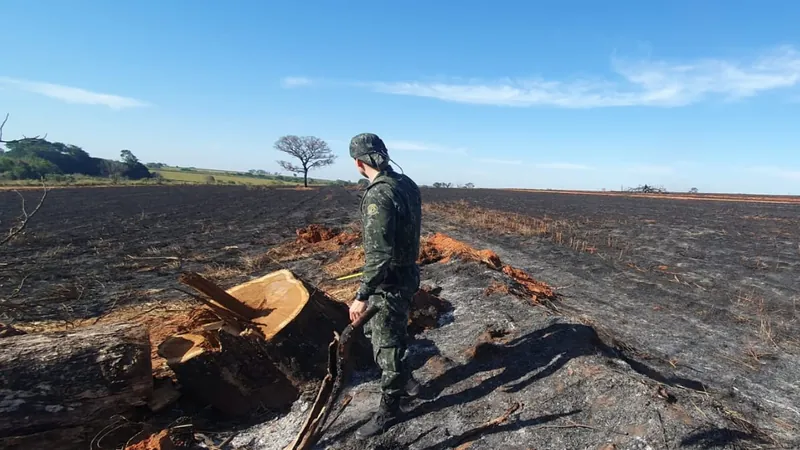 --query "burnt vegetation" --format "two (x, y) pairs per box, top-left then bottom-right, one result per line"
(1, 148), (799, 448)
